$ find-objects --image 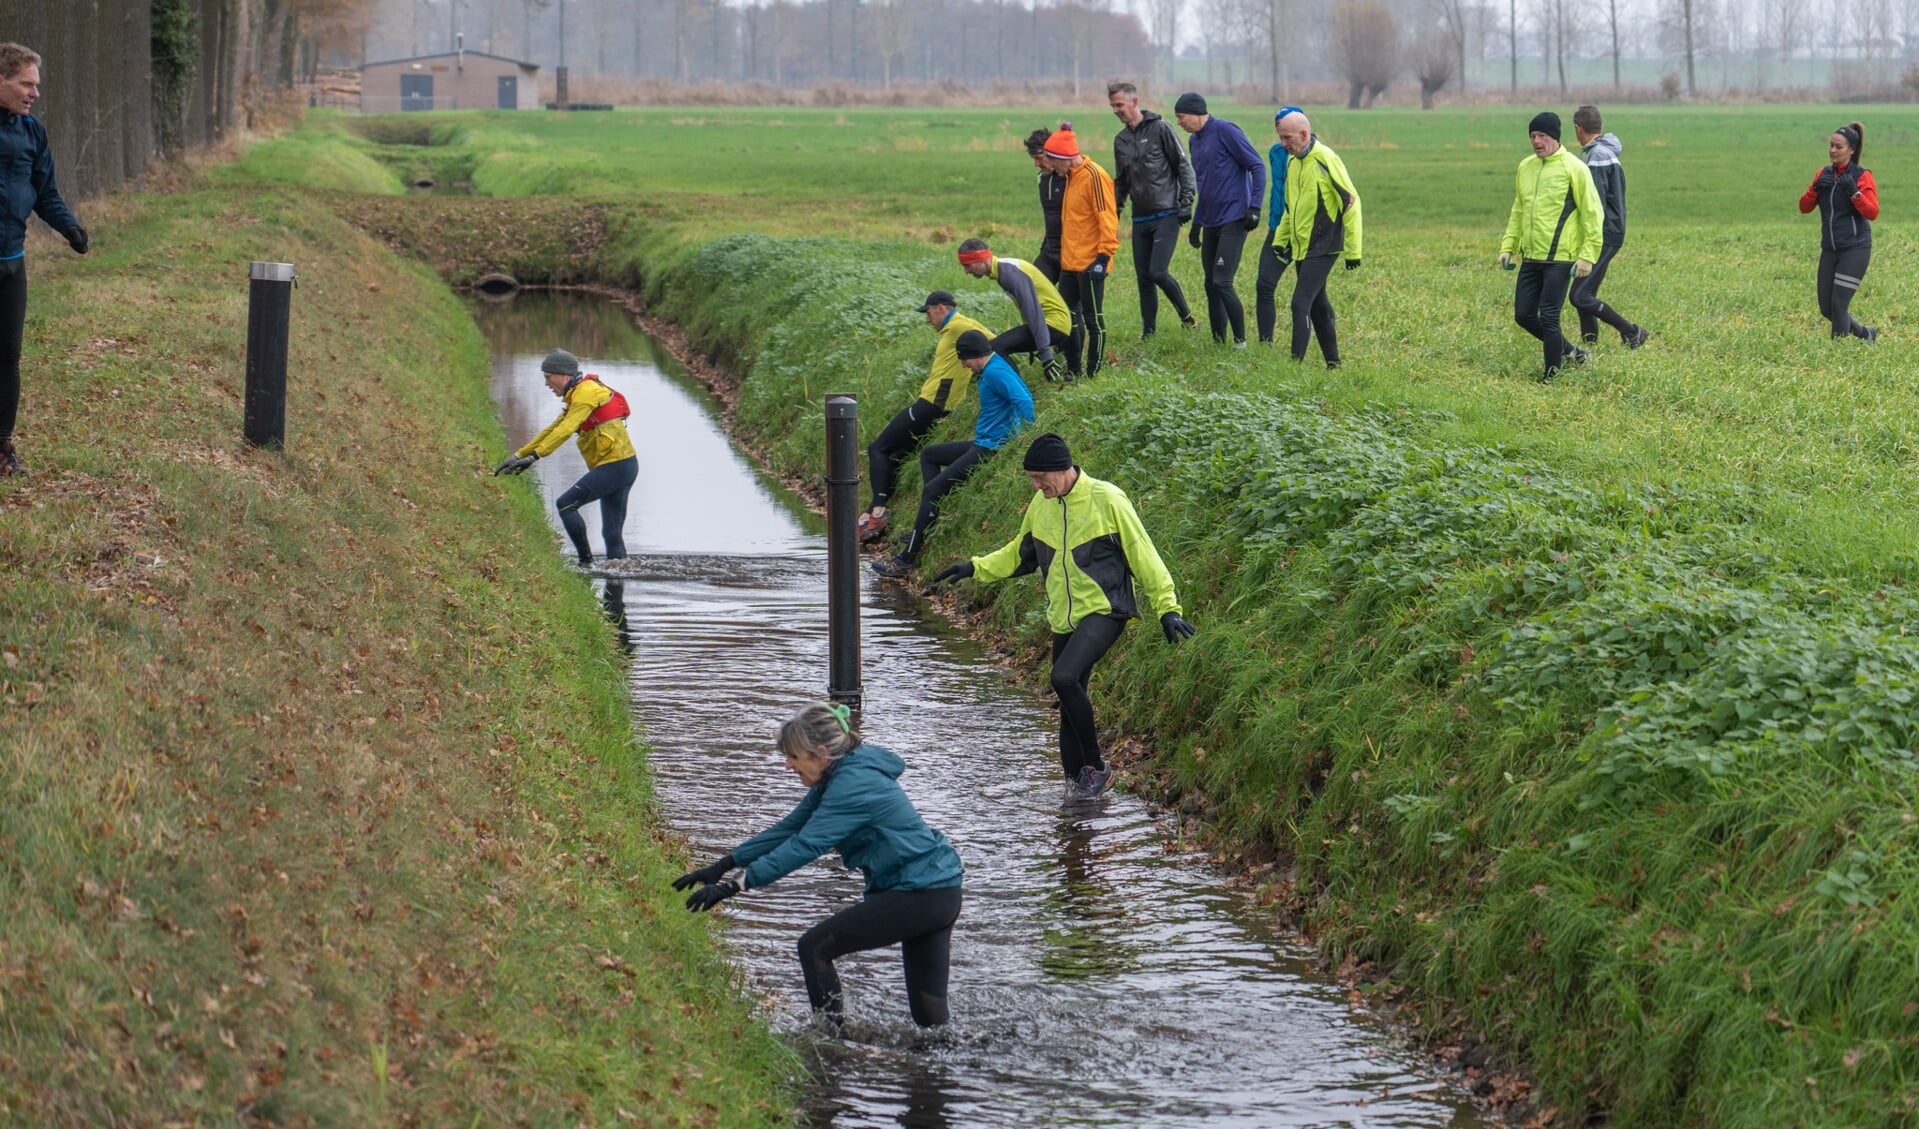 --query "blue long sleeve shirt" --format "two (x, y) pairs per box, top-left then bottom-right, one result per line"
(973, 354), (1035, 450)
(1266, 141), (1289, 229)
(0, 112), (79, 260)
(1187, 117), (1266, 228)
